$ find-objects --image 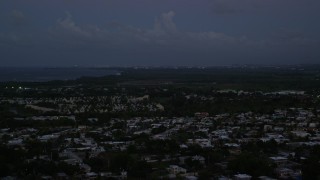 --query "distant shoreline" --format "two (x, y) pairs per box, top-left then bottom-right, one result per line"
(0, 67), (119, 82)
